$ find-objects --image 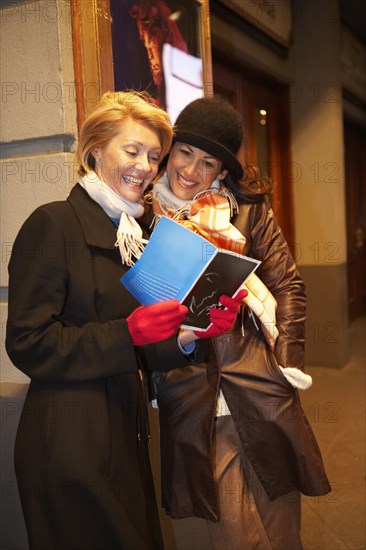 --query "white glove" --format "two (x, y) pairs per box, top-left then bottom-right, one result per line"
(279, 366), (312, 390)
